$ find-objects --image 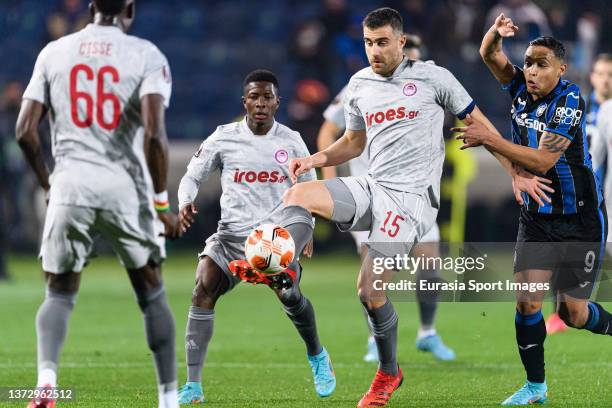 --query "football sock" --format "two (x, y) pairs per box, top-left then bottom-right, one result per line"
(515, 310), (546, 383)
(283, 293), (322, 356)
(185, 306), (215, 382)
(416, 268), (439, 329)
(136, 285), (177, 389)
(364, 299), (399, 376)
(158, 383), (179, 408)
(280, 207), (314, 275)
(36, 287), (77, 387)
(583, 301), (612, 335)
